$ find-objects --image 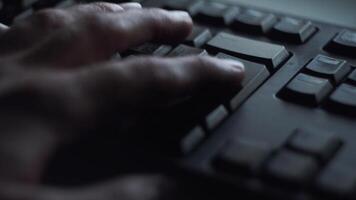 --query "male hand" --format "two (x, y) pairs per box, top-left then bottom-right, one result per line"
(0, 2), (244, 200)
